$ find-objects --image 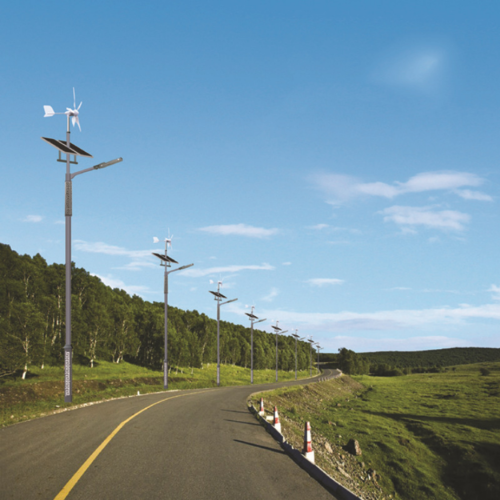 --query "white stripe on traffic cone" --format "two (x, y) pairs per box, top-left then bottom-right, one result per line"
(259, 398), (265, 416)
(273, 406), (281, 433)
(303, 421), (315, 463)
